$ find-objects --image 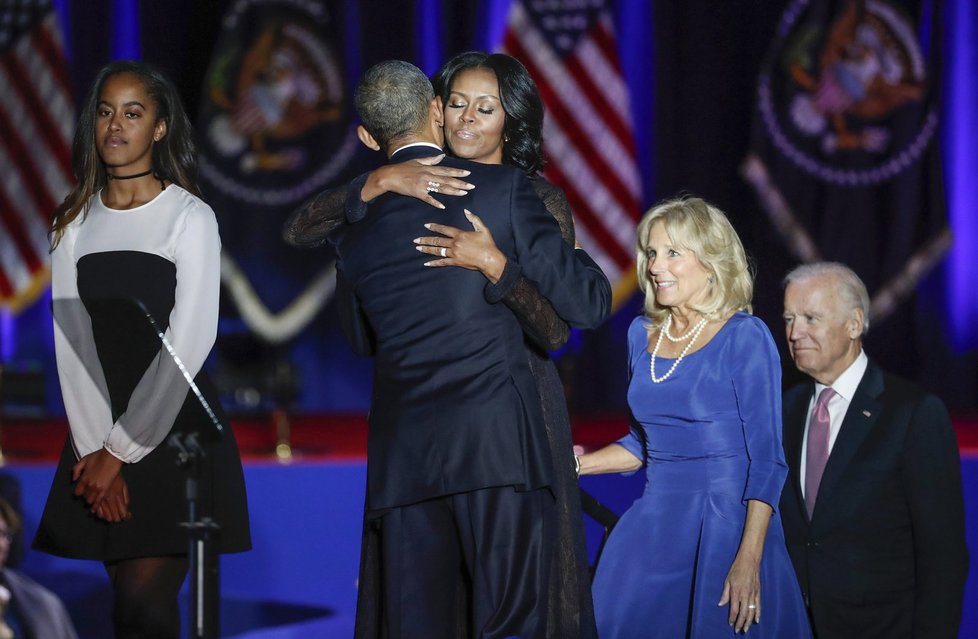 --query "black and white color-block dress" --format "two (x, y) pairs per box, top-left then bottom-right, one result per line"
(35, 185), (251, 561)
